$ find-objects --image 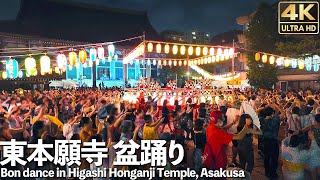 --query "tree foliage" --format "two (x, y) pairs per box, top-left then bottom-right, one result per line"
(245, 3), (279, 89)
